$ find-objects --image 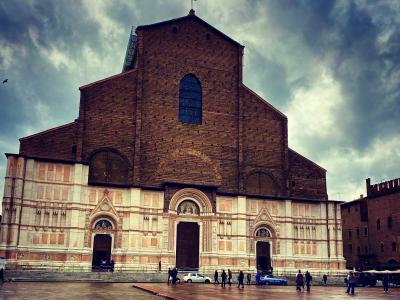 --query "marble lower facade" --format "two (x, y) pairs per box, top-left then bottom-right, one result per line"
(0, 156), (346, 273)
